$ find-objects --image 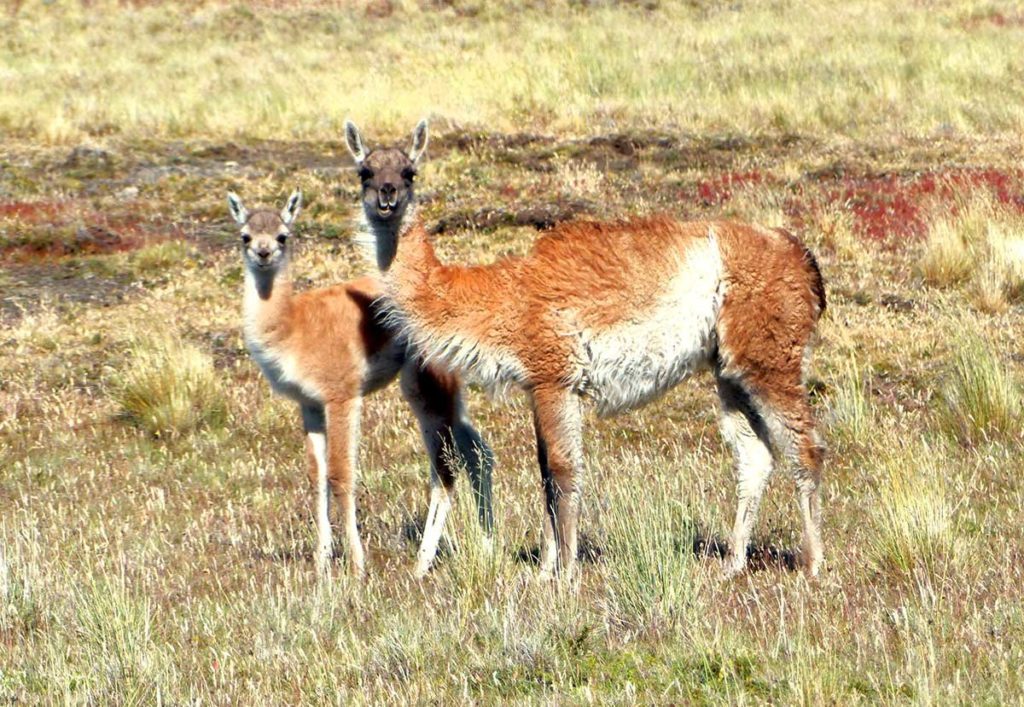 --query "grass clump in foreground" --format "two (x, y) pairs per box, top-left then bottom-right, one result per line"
(918, 192), (1024, 313)
(111, 331), (227, 439)
(938, 335), (1022, 446)
(69, 574), (177, 701)
(870, 438), (962, 583)
(826, 359), (876, 450)
(601, 451), (704, 632)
